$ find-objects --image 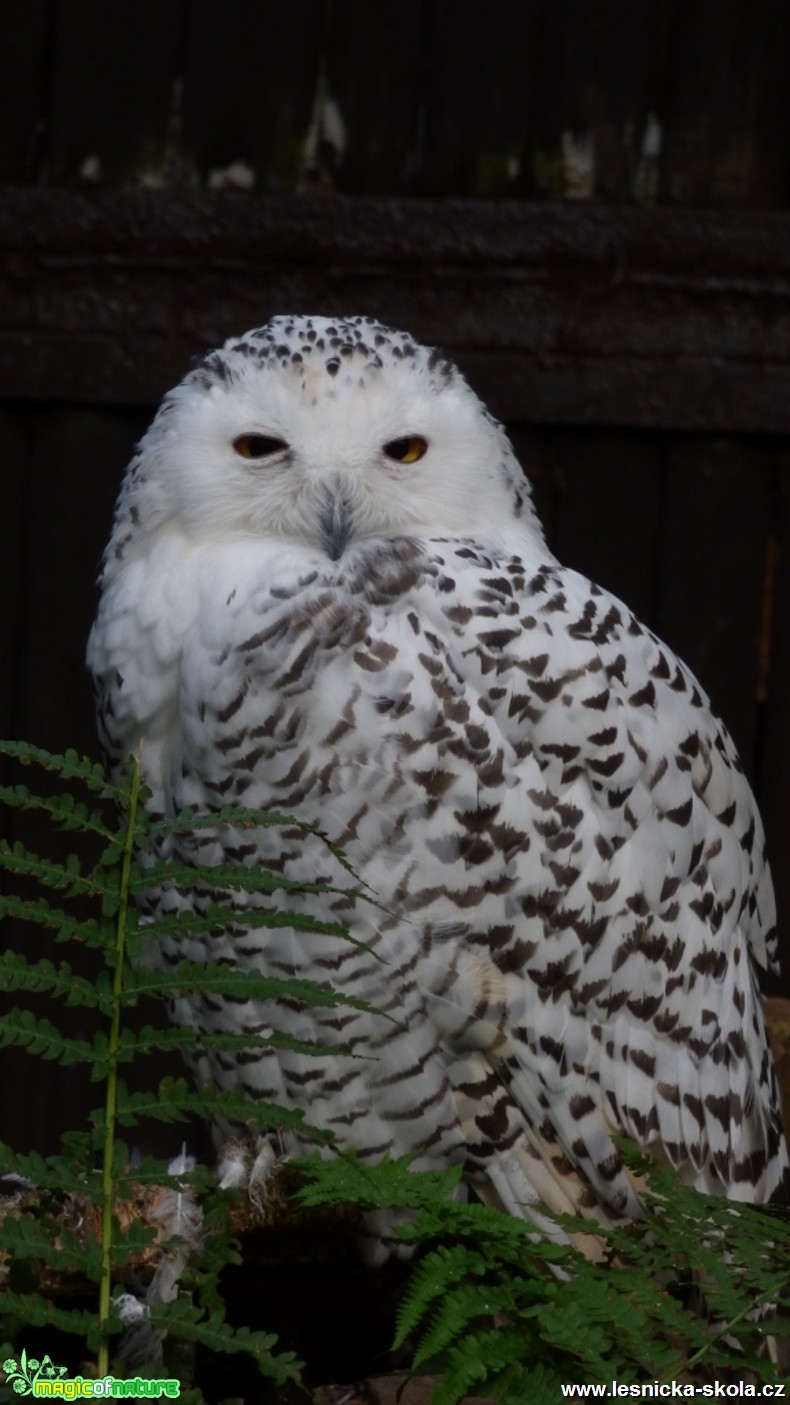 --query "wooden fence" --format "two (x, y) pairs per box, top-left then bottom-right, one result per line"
(4, 1), (790, 205)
